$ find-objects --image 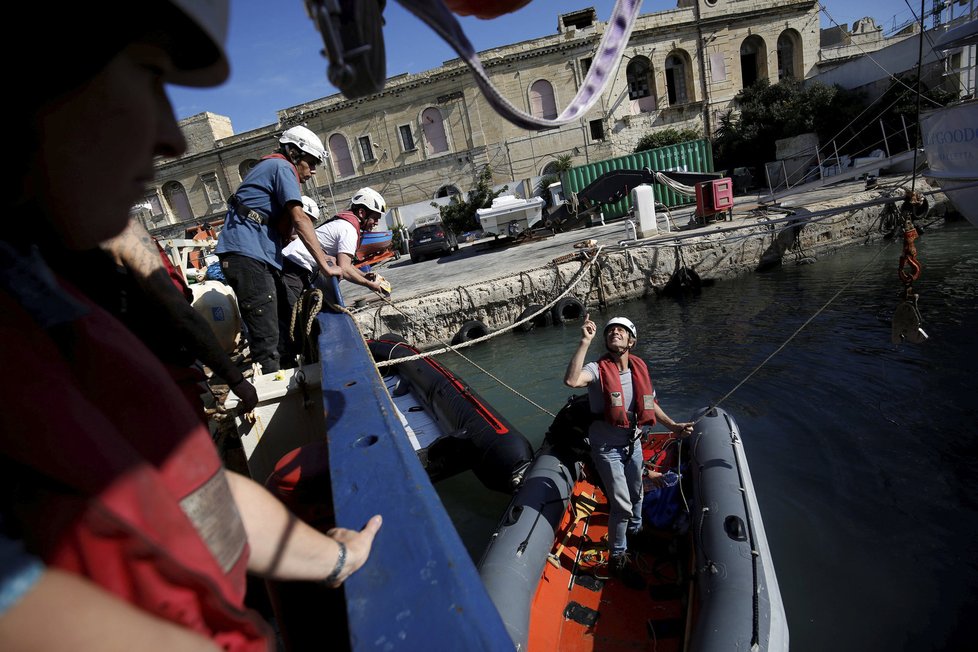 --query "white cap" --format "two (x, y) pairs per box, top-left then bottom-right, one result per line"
(166, 0), (230, 87)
